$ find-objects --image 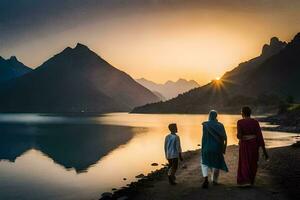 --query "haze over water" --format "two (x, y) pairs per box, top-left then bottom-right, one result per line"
(0, 113), (298, 200)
